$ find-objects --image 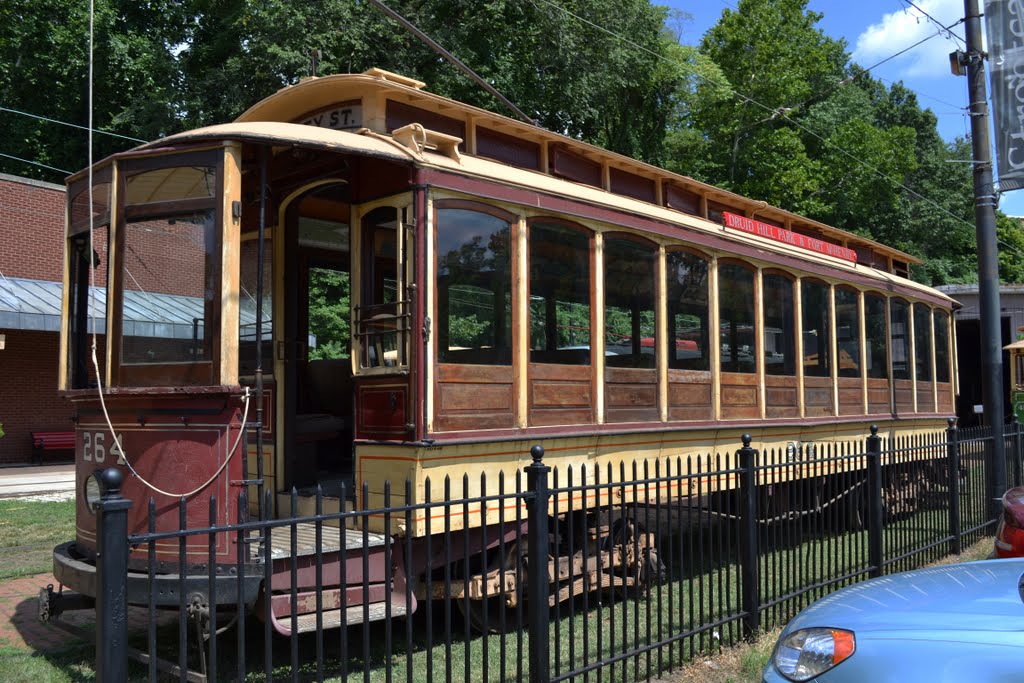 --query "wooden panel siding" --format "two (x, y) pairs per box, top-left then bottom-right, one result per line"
(720, 372), (759, 420)
(916, 383), (935, 414)
(838, 376), (864, 416)
(476, 127), (541, 170)
(936, 381), (954, 413)
(764, 375), (799, 418)
(804, 376), (834, 417)
(435, 364), (514, 432)
(867, 378), (891, 415)
(609, 168), (656, 204)
(604, 366), (658, 423)
(894, 379), (914, 414)
(528, 363), (594, 426)
(667, 369), (713, 421)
